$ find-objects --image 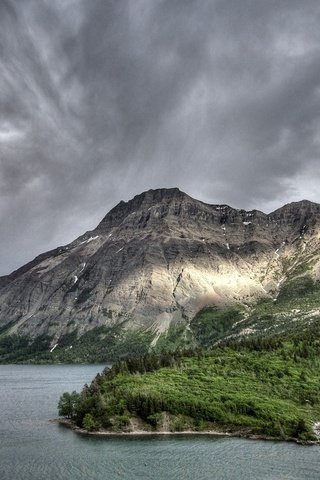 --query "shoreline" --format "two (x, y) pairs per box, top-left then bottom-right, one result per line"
(54, 418), (319, 445)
